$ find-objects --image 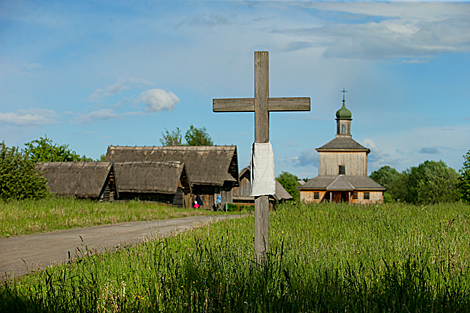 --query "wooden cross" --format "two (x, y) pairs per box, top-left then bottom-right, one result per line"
(213, 51), (310, 263)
